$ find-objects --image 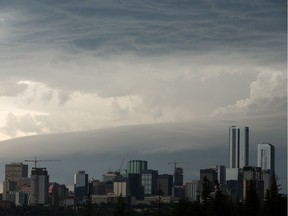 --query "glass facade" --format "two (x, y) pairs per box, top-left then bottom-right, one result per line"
(127, 160), (147, 174)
